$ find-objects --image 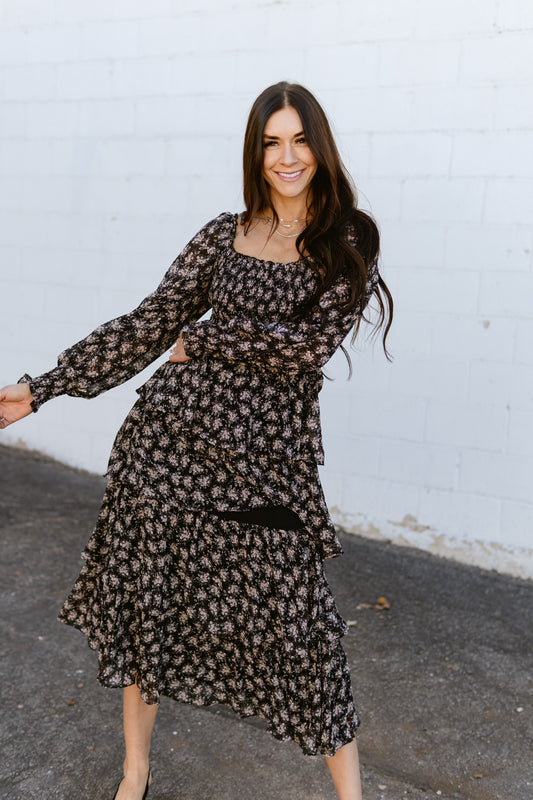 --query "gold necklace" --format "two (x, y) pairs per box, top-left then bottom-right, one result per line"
(253, 215), (306, 238)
